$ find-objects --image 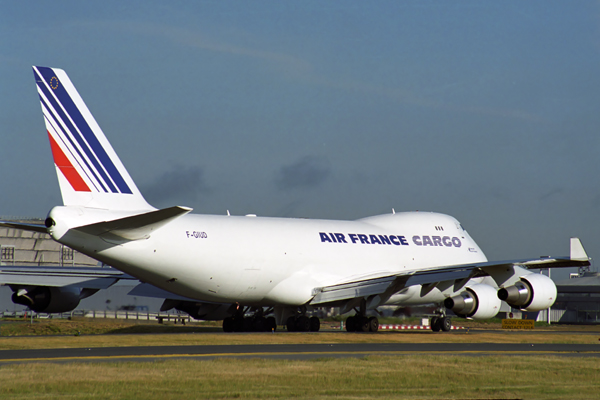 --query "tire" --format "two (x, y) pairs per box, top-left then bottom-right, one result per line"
(243, 317), (253, 332)
(440, 317), (452, 332)
(431, 317), (441, 332)
(296, 316), (310, 332)
(309, 316), (320, 332)
(368, 316), (379, 333)
(253, 316), (266, 332)
(222, 317), (234, 333)
(345, 316), (356, 332)
(358, 316), (370, 332)
(286, 316), (297, 332)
